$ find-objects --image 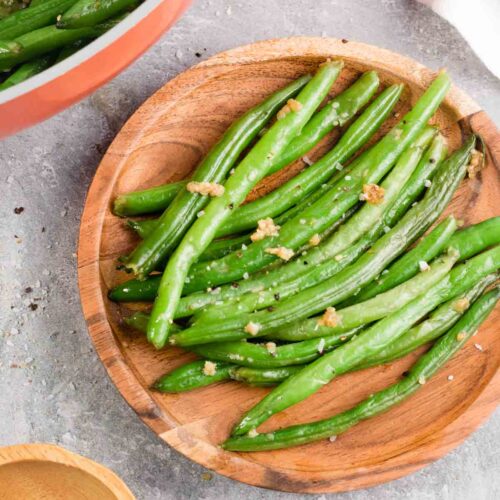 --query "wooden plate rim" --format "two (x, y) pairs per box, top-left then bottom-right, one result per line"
(77, 37), (500, 493)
